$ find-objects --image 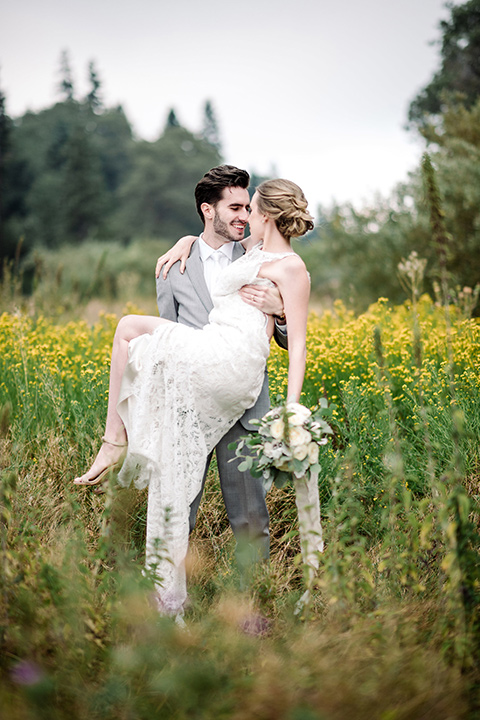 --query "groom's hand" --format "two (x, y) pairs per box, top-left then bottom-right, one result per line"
(239, 283), (285, 318)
